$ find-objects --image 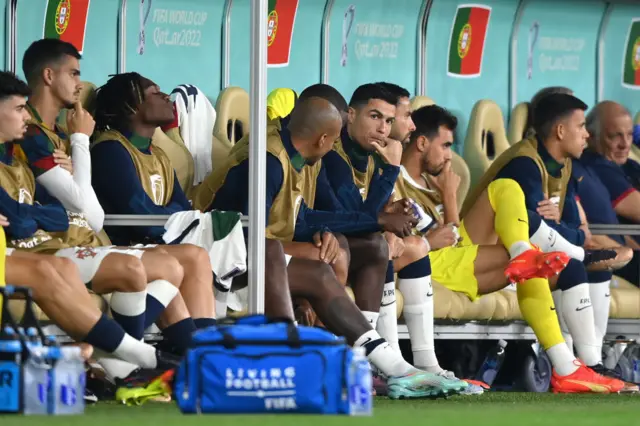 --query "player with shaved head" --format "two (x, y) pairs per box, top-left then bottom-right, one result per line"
(208, 87), (466, 399)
